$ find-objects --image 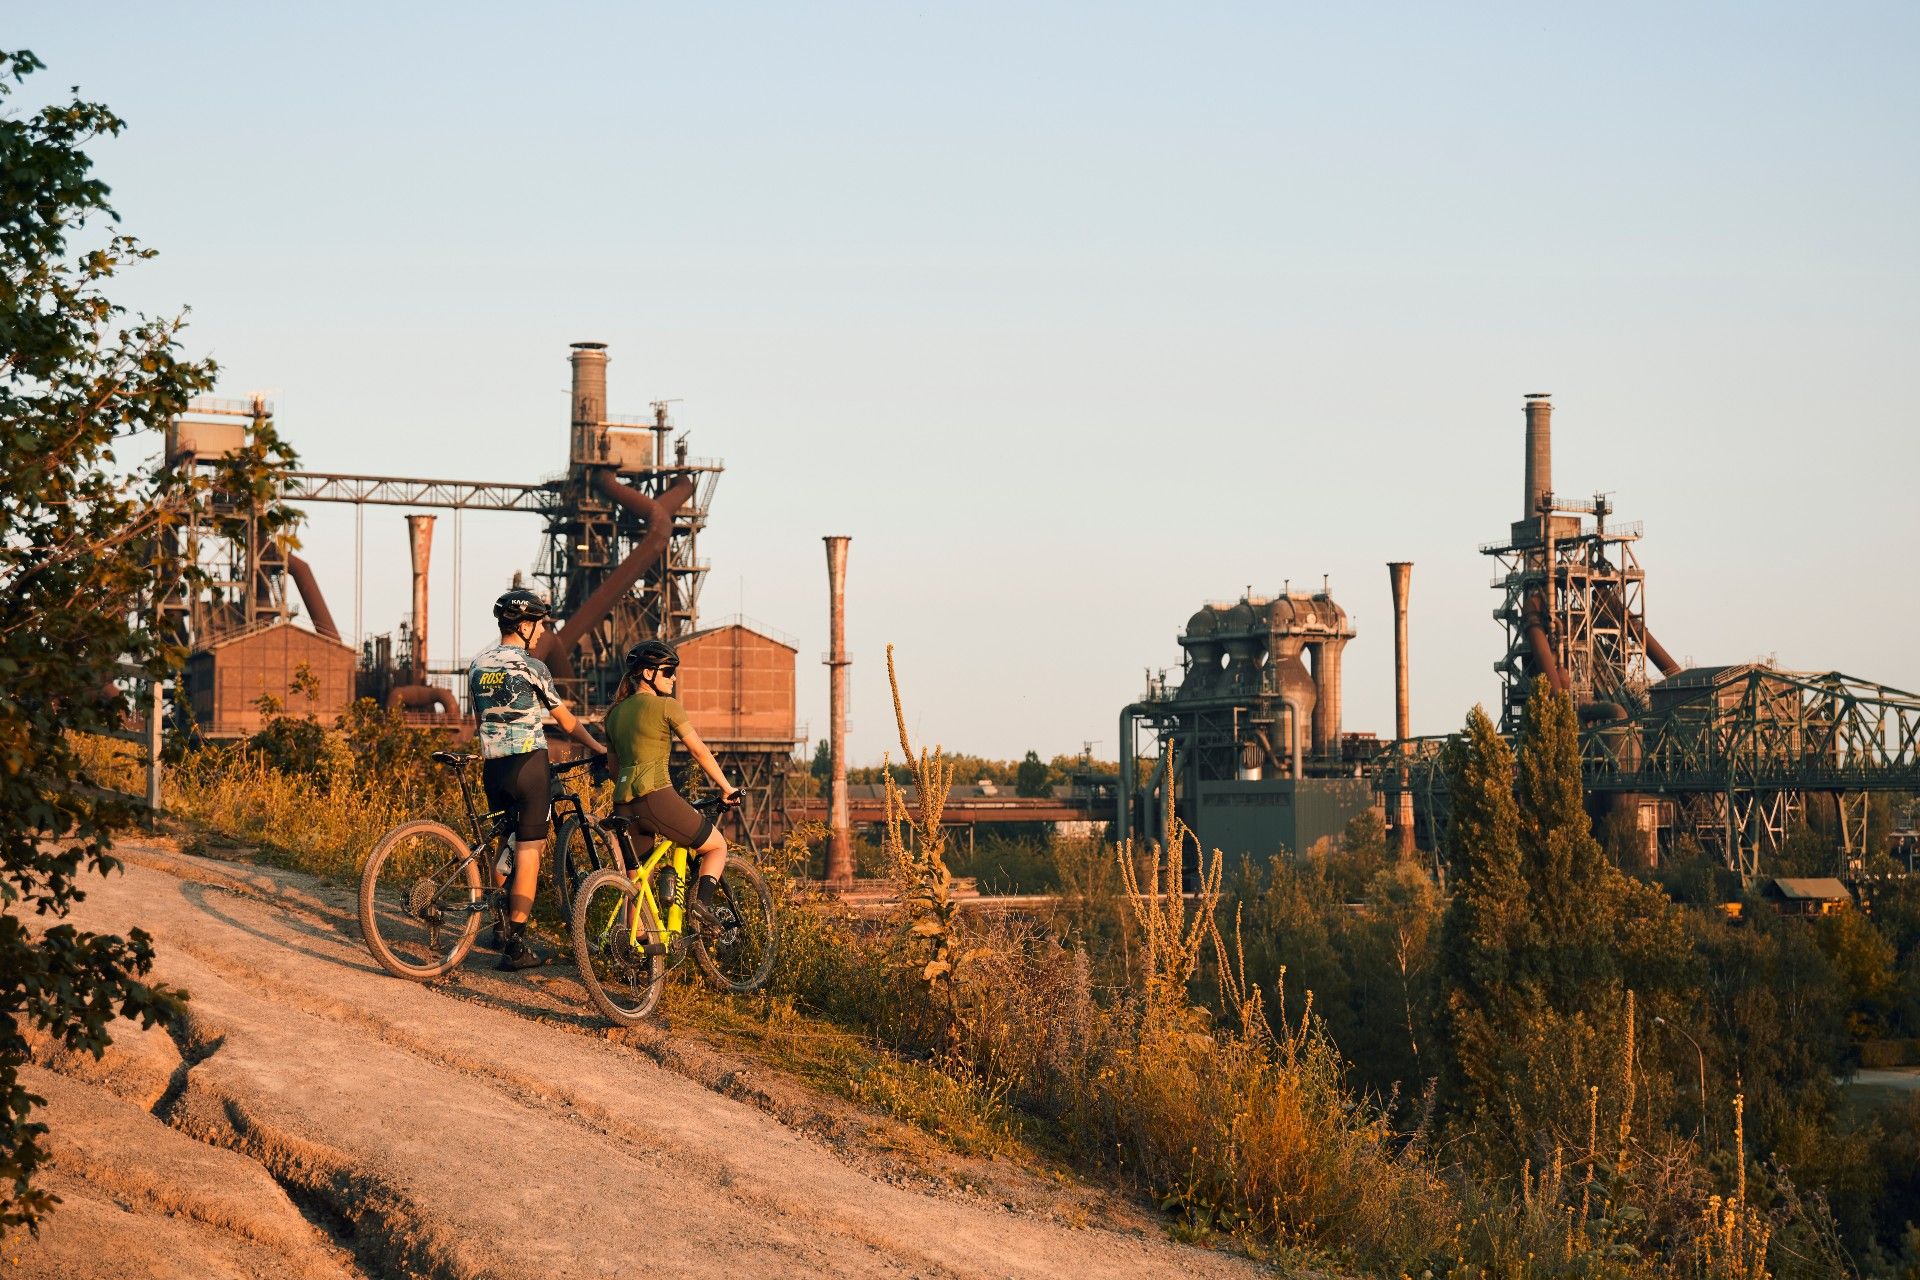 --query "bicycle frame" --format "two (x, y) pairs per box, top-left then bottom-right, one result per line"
(602, 829), (694, 955)
(444, 754), (611, 880)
